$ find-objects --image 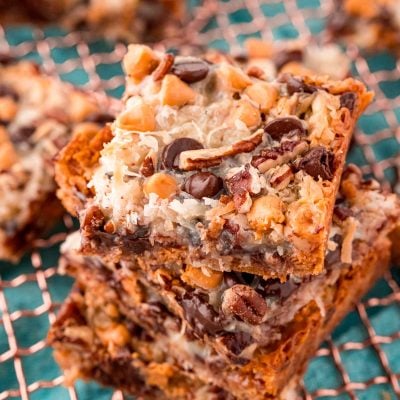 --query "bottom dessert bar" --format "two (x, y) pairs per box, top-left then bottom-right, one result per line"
(49, 166), (399, 399)
(49, 282), (302, 400)
(50, 234), (392, 399)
